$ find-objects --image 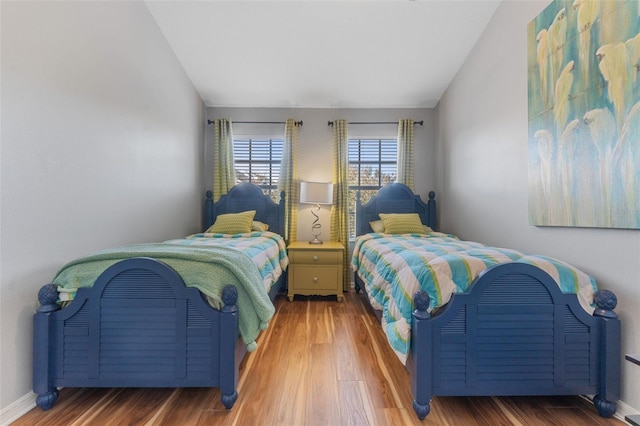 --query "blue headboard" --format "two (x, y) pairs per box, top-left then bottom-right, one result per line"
(355, 183), (436, 236)
(205, 183), (285, 236)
